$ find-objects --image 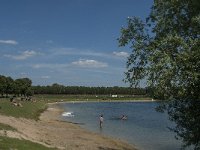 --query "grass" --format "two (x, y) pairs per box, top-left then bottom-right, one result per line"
(0, 123), (16, 131)
(0, 99), (47, 120)
(0, 98), (56, 149)
(0, 136), (57, 150)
